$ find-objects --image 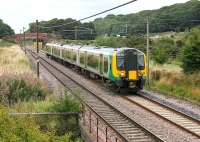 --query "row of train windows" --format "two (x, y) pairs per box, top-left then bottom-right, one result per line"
(80, 53), (108, 74)
(46, 47), (109, 74)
